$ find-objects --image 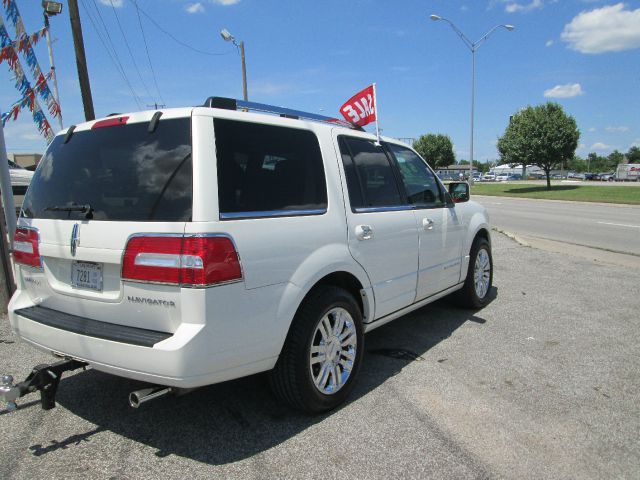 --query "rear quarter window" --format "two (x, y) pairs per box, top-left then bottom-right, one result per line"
(214, 119), (327, 218)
